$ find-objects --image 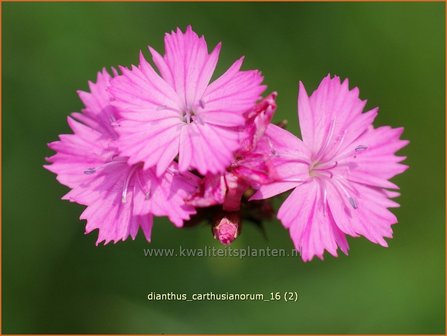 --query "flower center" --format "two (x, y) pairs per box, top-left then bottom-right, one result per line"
(182, 109), (196, 124)
(307, 144), (370, 211)
(181, 100), (205, 124)
(308, 160), (338, 179)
